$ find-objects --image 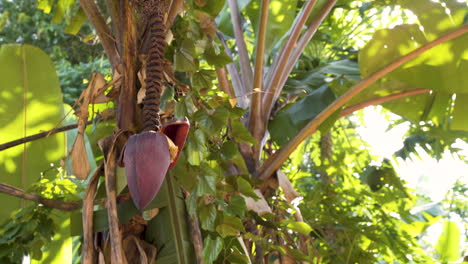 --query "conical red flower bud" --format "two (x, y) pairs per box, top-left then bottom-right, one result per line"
(121, 131), (171, 210)
(119, 119), (190, 210)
